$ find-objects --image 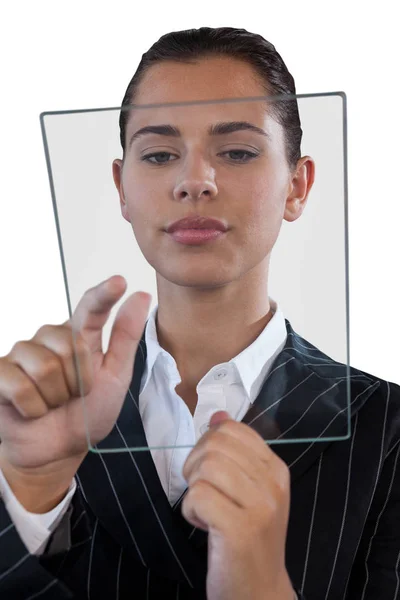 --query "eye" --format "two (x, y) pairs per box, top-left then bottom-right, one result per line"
(219, 149), (259, 163)
(141, 152), (178, 165)
(140, 149), (259, 165)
